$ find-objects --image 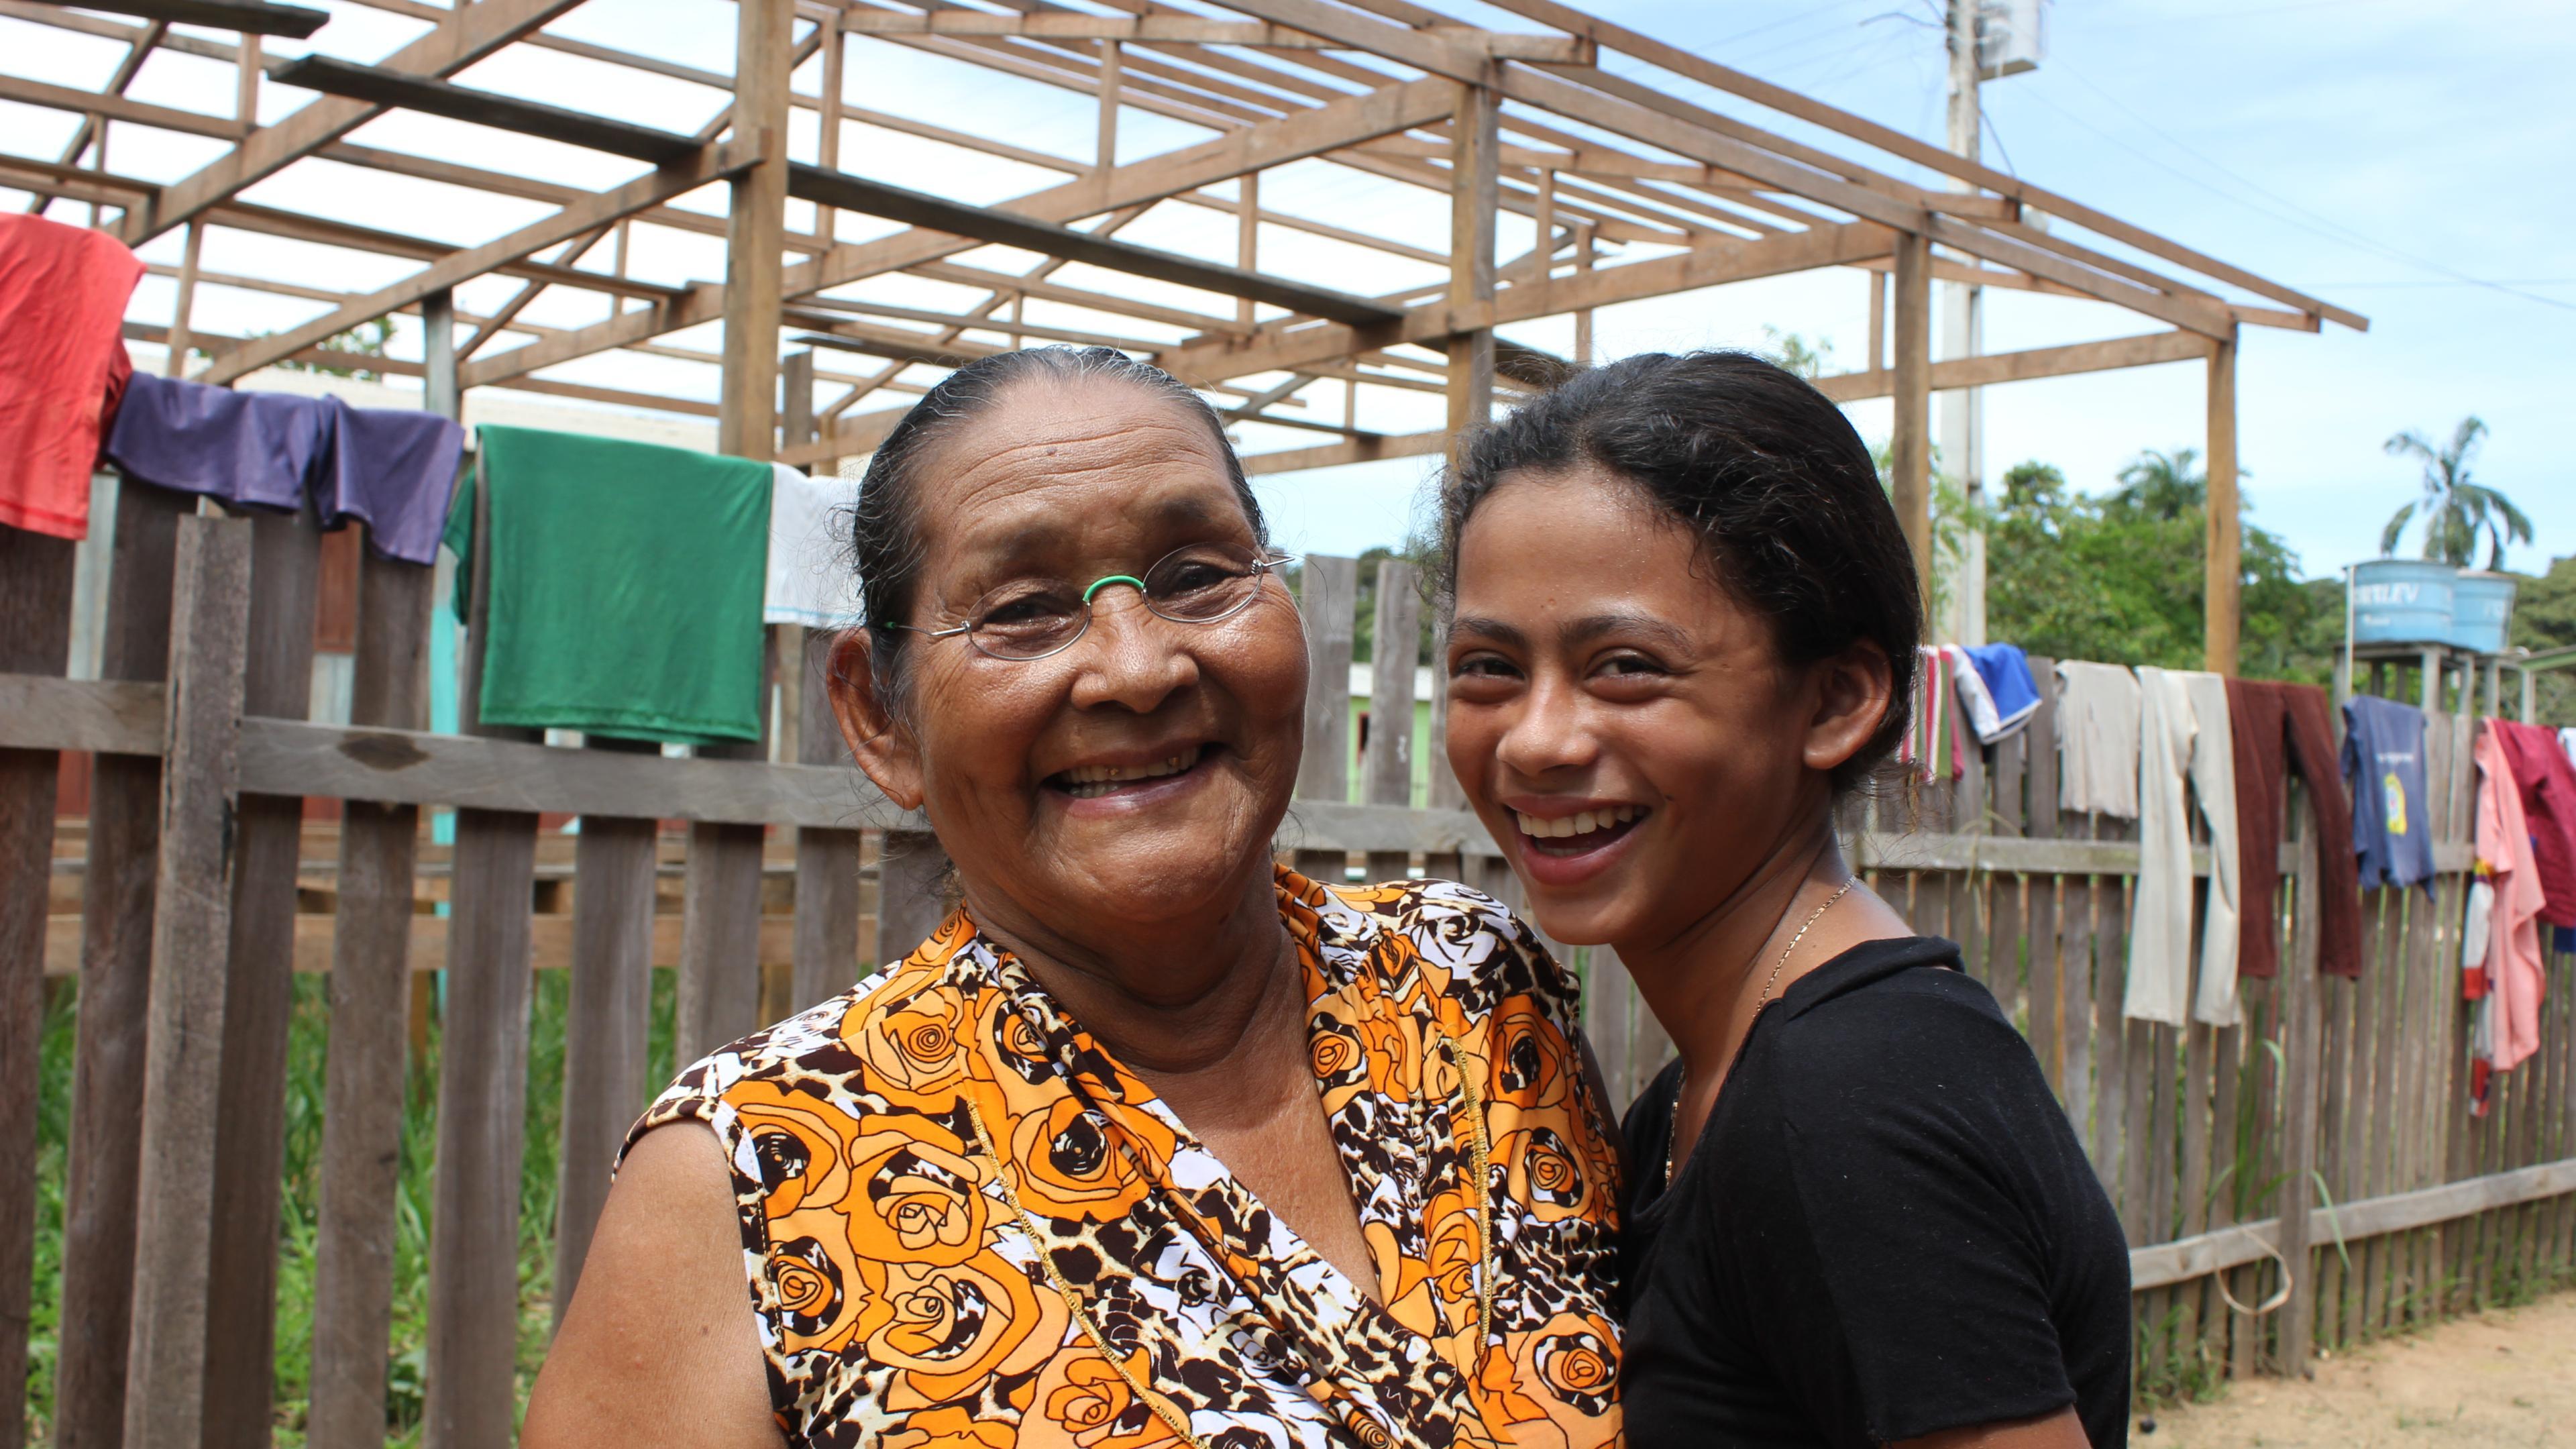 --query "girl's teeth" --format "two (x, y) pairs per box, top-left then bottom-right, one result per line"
(1515, 806), (1646, 840)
